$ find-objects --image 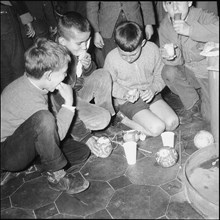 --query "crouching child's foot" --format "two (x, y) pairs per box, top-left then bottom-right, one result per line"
(46, 169), (89, 194)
